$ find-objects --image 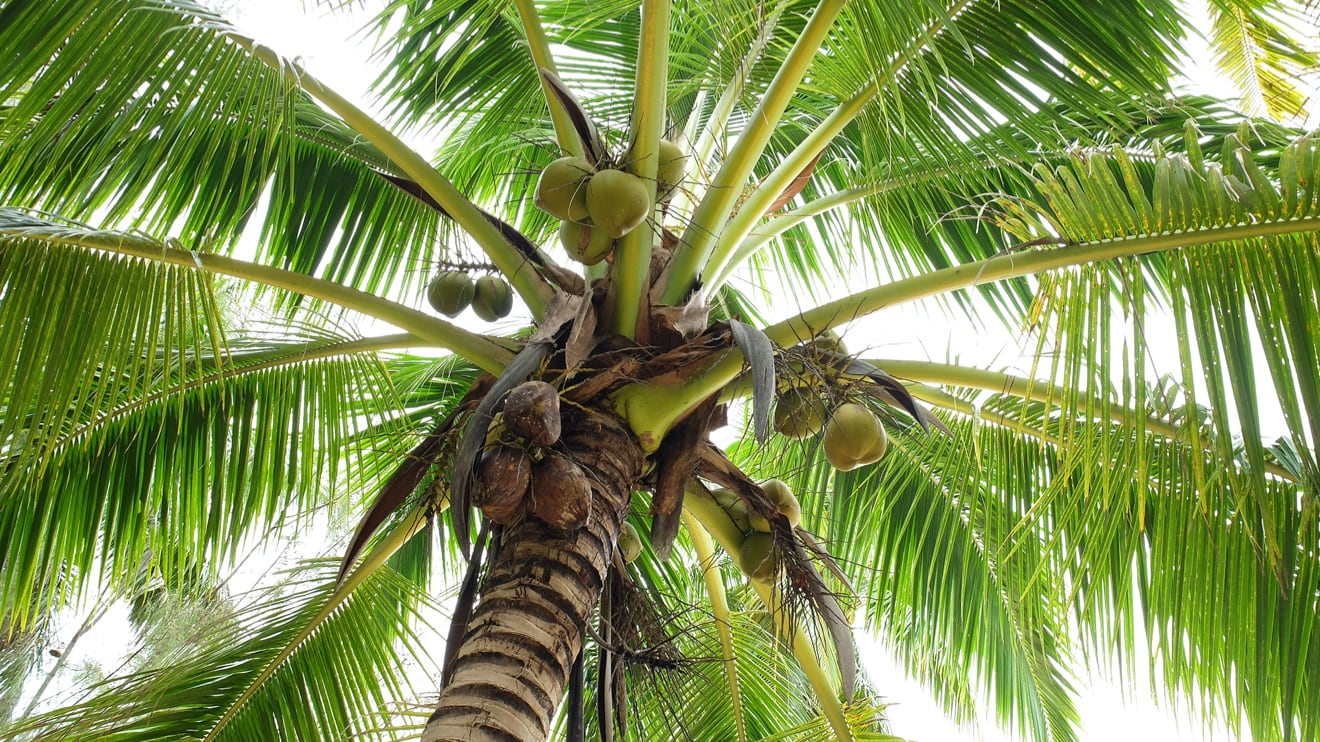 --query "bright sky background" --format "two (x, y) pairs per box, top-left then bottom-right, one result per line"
(22, 1), (1315, 740)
